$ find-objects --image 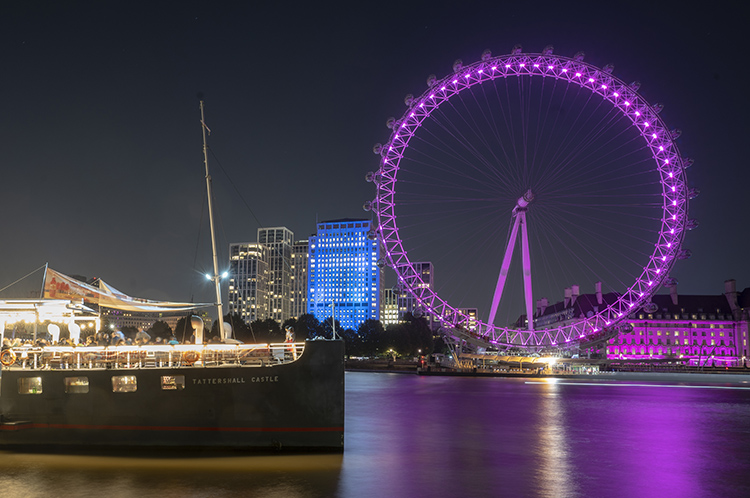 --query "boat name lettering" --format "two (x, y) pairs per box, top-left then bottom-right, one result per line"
(192, 377), (246, 385)
(191, 376), (279, 385)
